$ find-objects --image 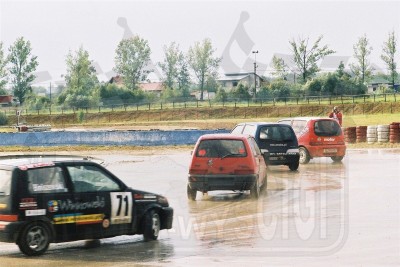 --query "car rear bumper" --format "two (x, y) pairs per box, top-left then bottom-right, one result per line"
(307, 145), (346, 157)
(264, 154), (300, 166)
(188, 174), (257, 192)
